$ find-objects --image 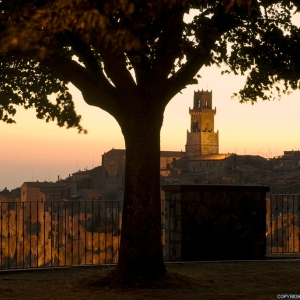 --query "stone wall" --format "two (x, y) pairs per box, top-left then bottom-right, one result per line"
(163, 184), (269, 261)
(185, 132), (201, 158)
(200, 131), (219, 155)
